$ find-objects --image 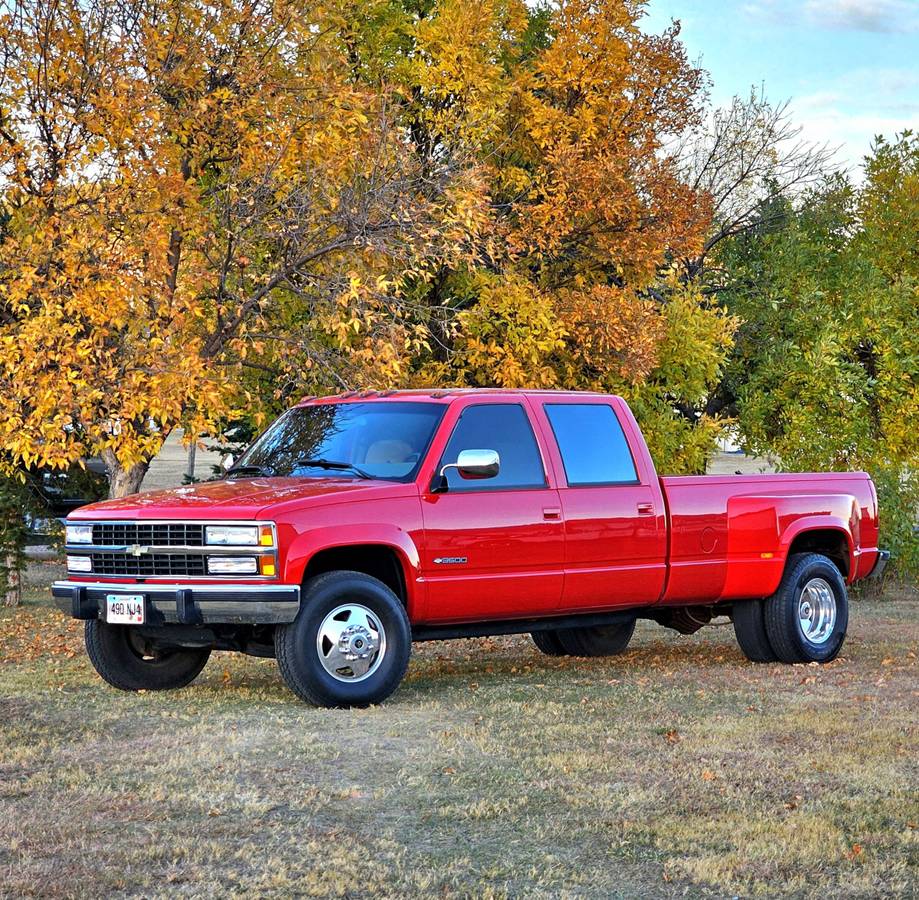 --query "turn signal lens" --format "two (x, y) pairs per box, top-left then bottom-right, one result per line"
(259, 556), (276, 577)
(259, 525), (274, 546)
